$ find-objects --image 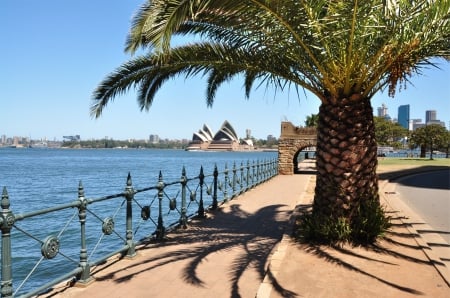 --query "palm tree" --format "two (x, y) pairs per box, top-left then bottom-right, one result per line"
(92, 1), (450, 243)
(304, 114), (319, 127)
